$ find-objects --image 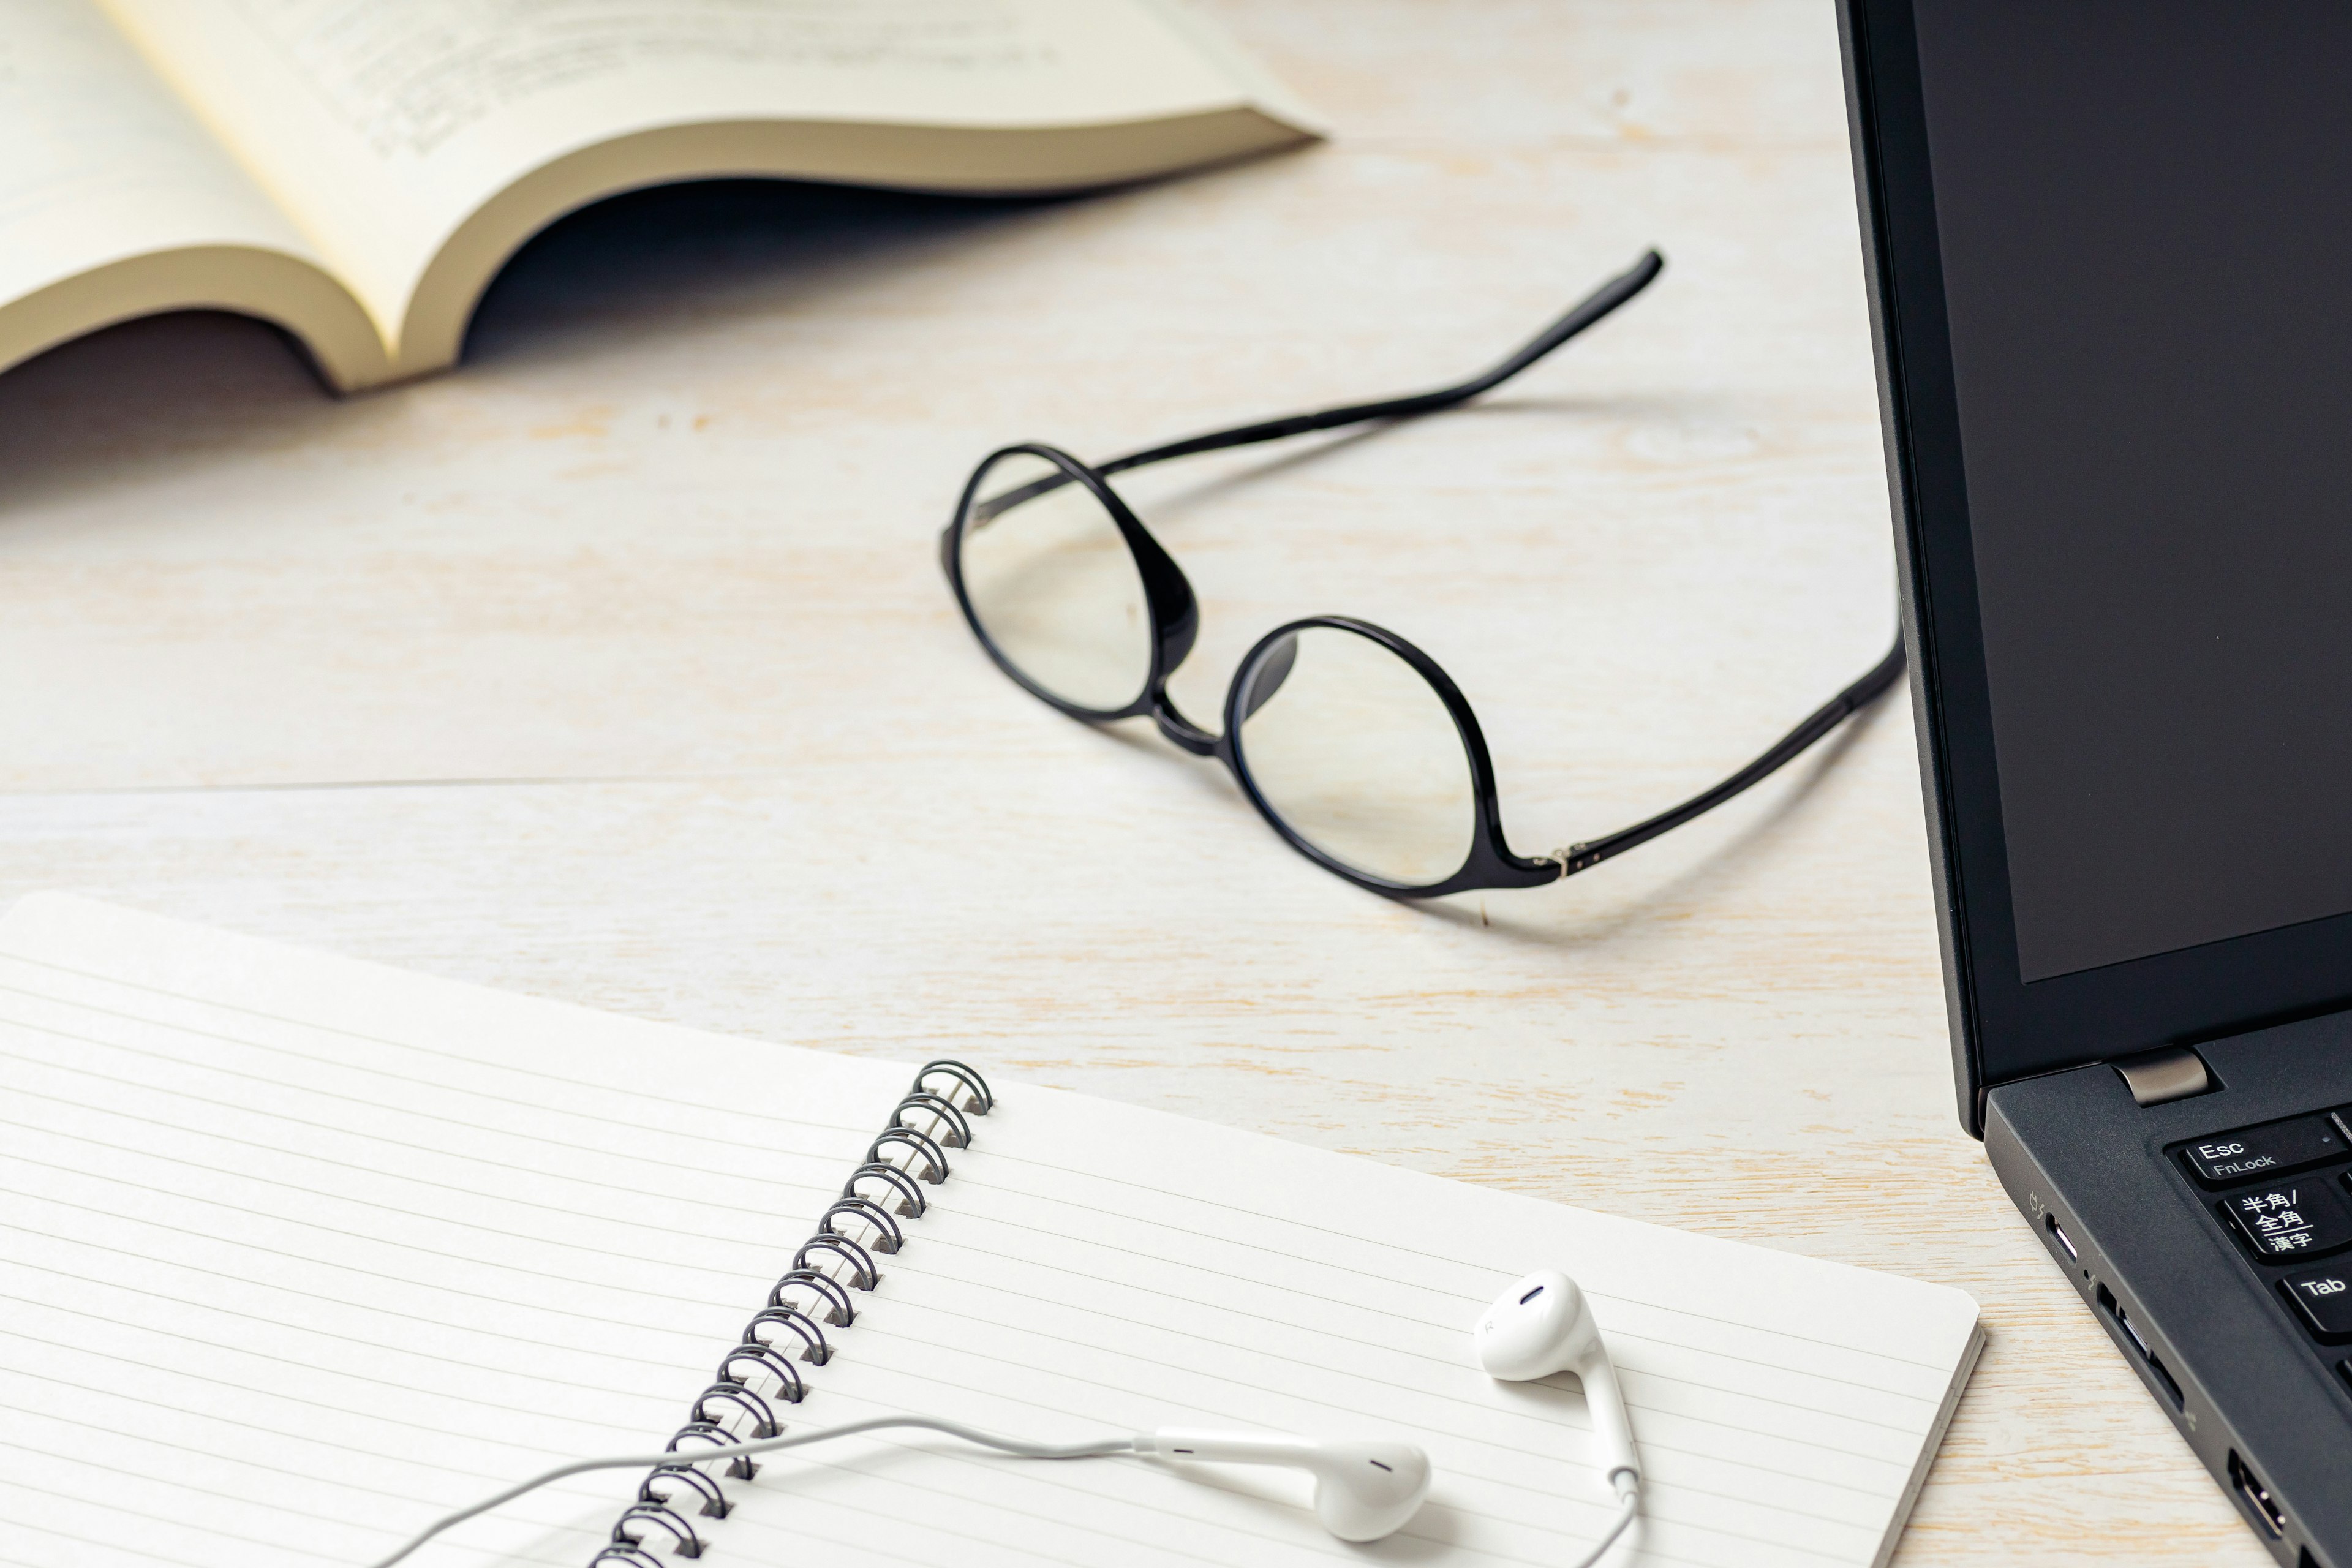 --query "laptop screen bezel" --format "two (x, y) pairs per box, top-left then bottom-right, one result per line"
(1837, 0), (2352, 1135)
